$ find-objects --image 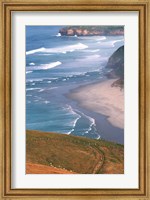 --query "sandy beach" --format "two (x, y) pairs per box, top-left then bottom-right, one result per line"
(69, 79), (124, 129)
